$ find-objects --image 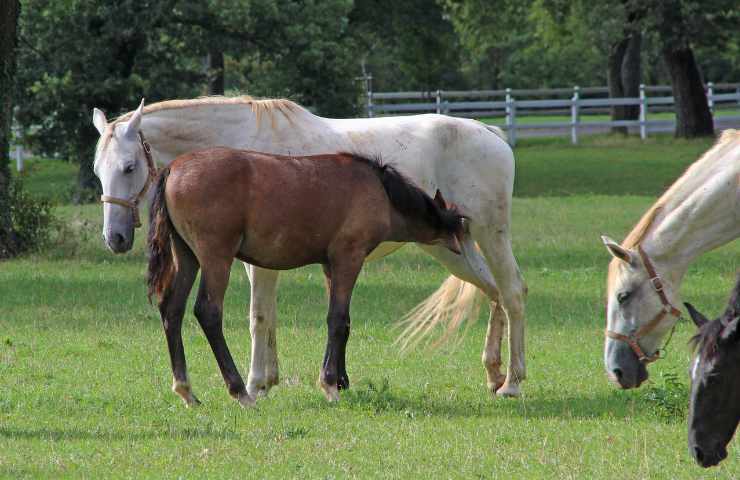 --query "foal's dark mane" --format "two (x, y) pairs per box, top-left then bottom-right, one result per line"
(345, 153), (464, 236)
(691, 274), (740, 361)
